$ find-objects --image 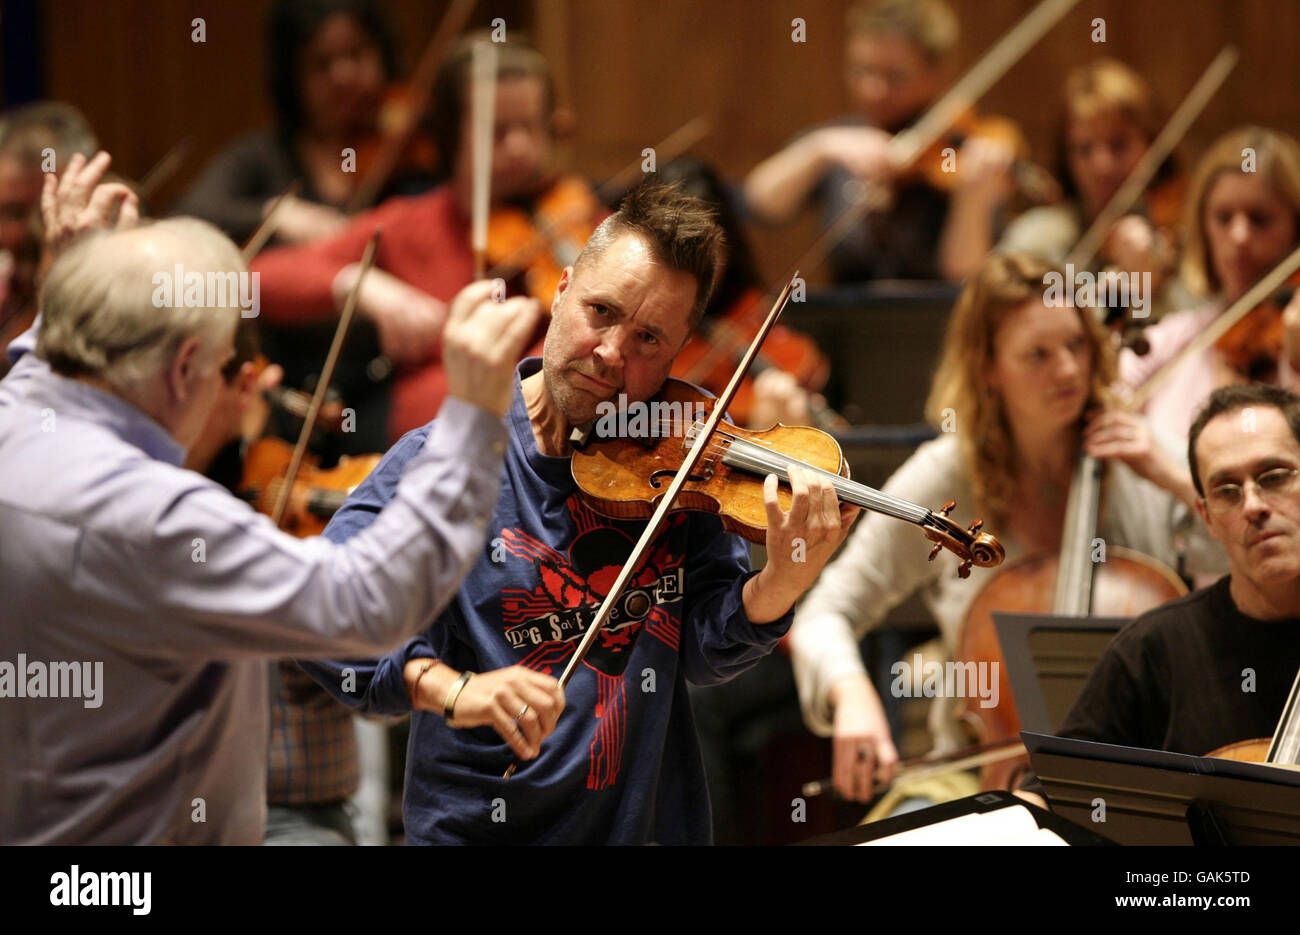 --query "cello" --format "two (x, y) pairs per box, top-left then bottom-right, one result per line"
(955, 447), (1186, 791)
